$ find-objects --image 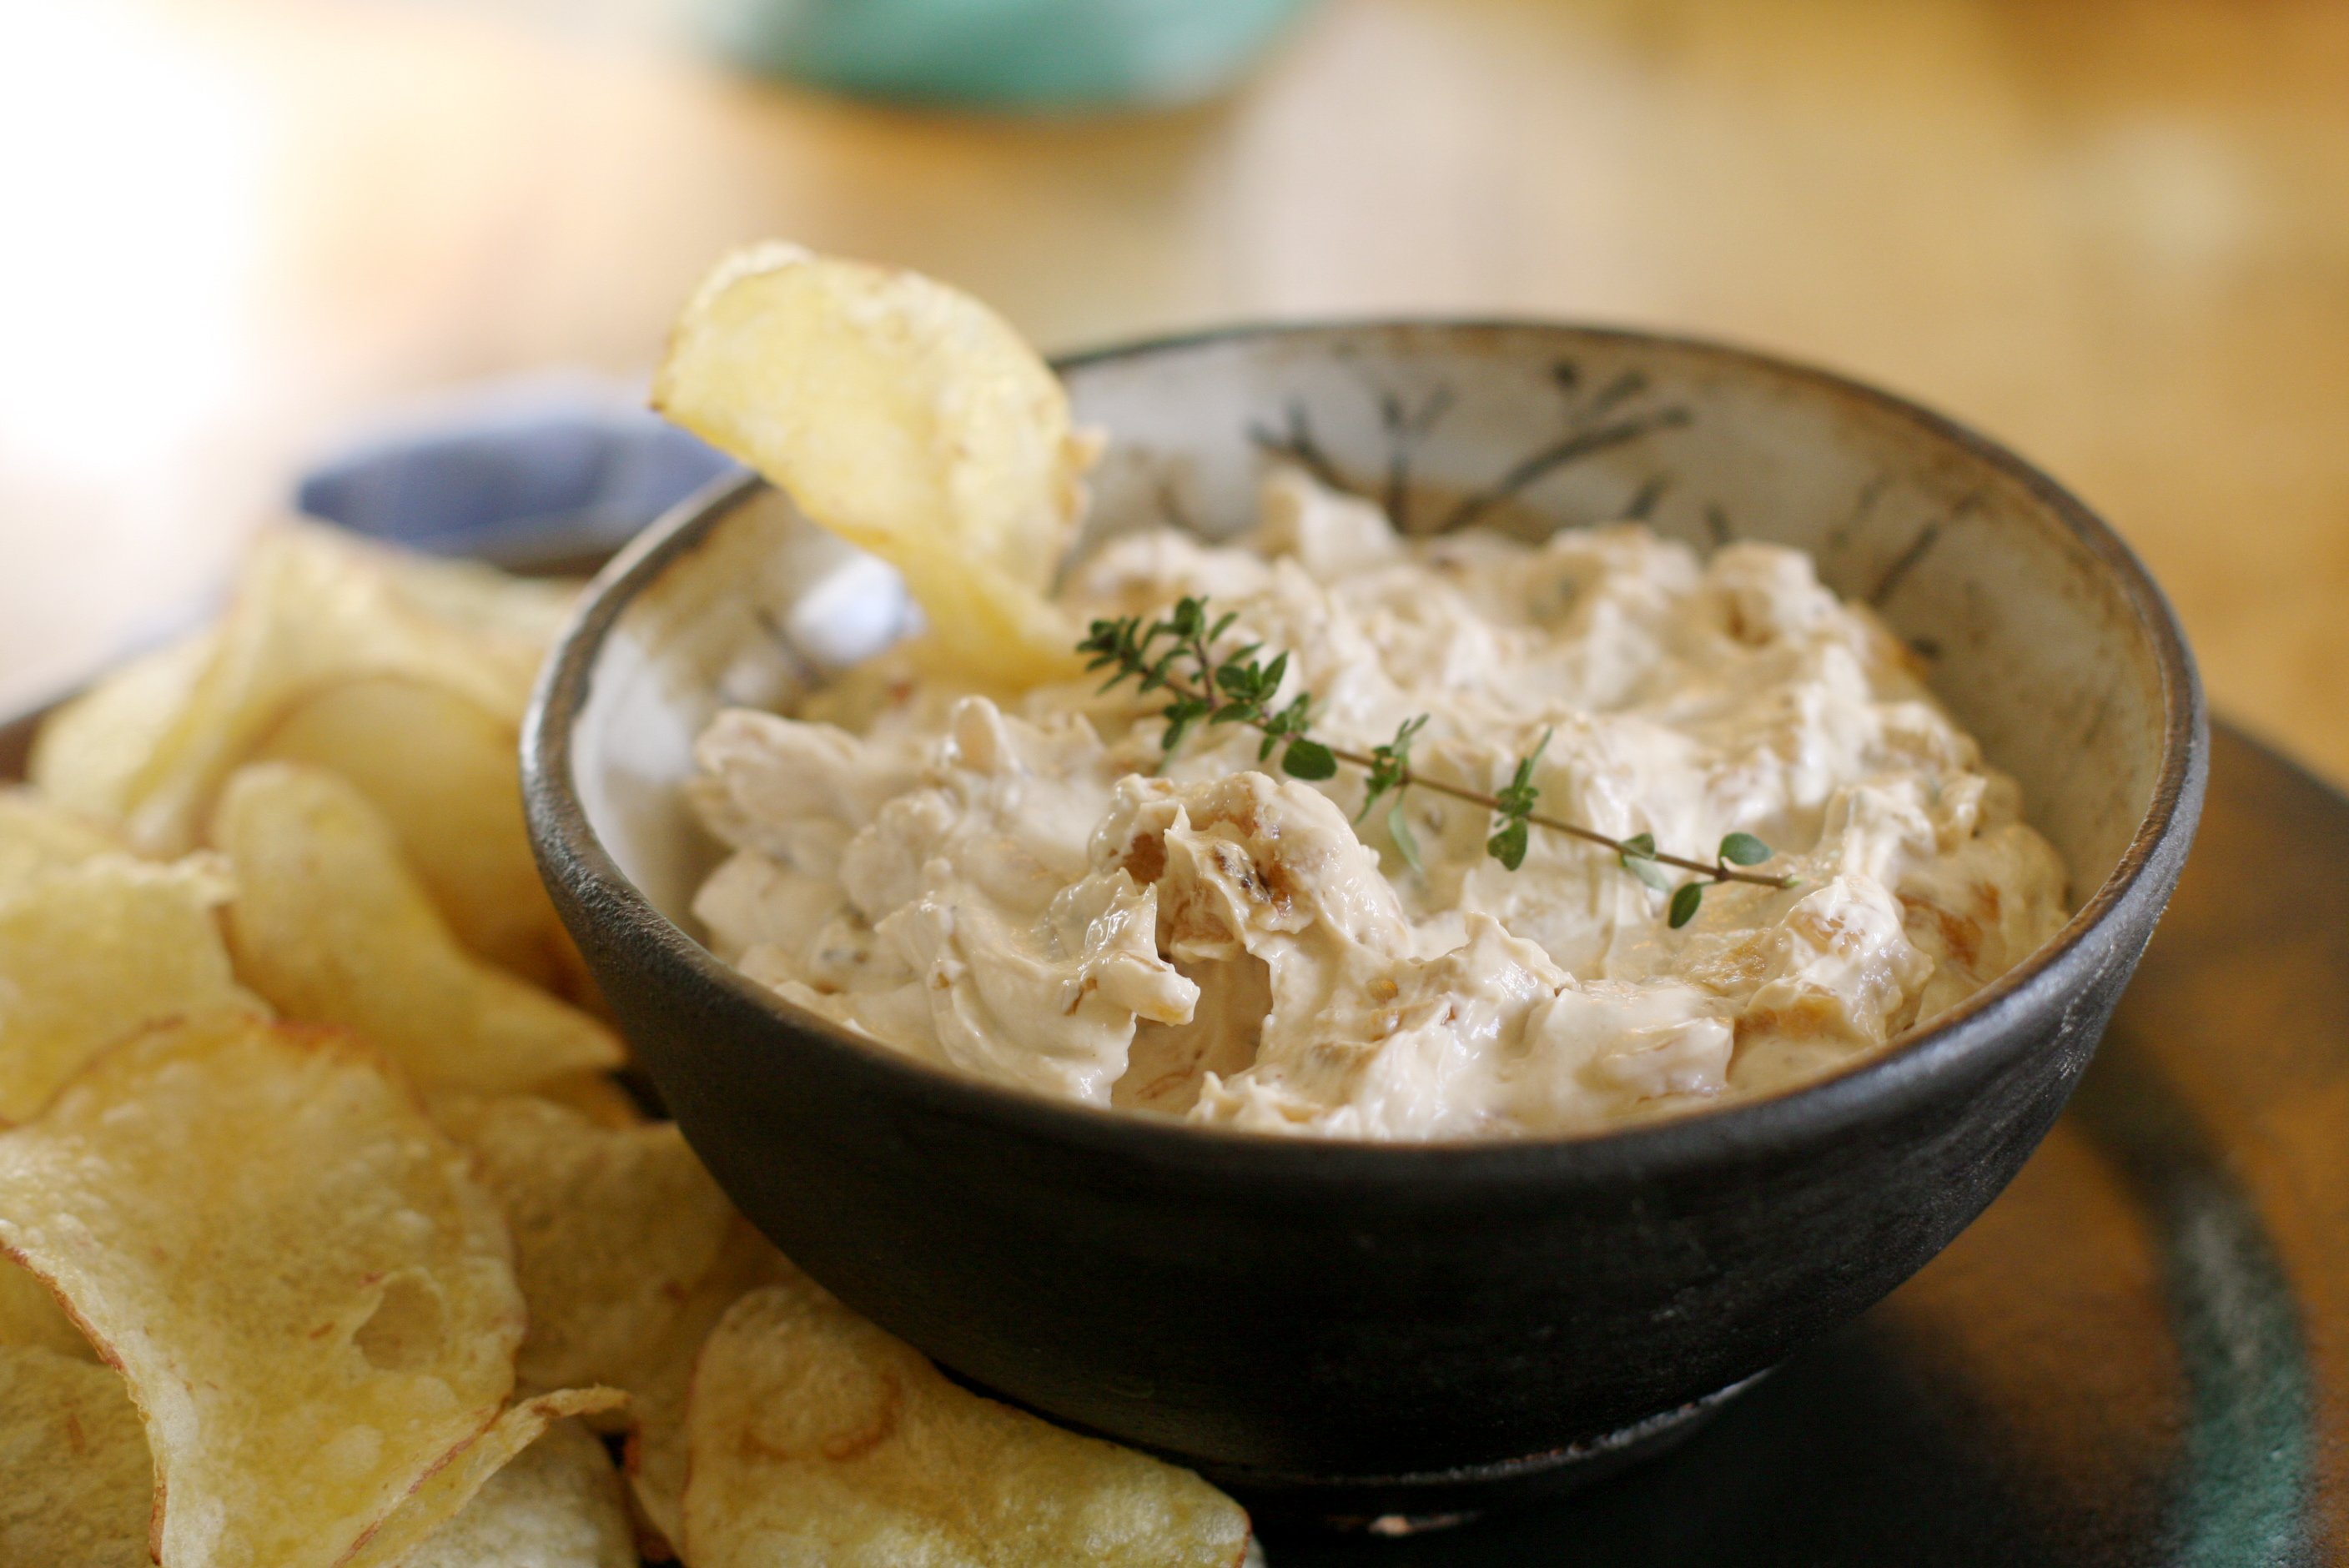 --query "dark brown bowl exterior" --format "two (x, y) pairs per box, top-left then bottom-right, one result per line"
(523, 324), (2206, 1515)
